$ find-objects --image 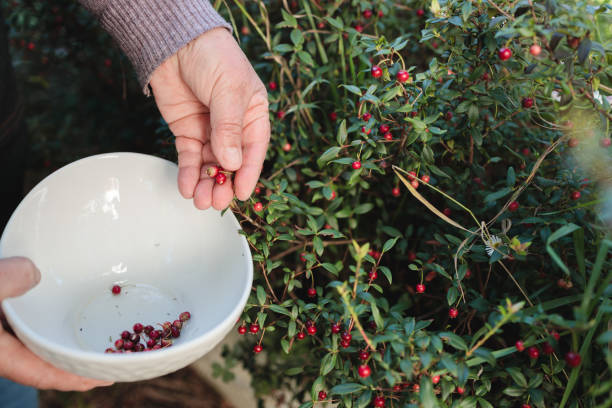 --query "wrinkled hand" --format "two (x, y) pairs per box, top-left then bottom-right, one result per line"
(150, 28), (270, 210)
(0, 257), (113, 391)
